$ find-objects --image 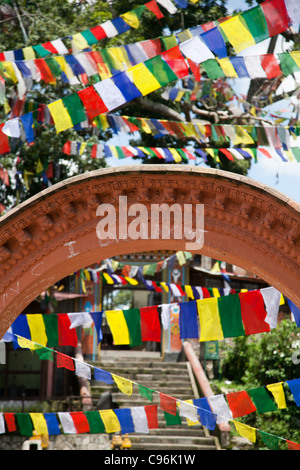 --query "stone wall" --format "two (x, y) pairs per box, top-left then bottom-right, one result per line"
(0, 433), (110, 450)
